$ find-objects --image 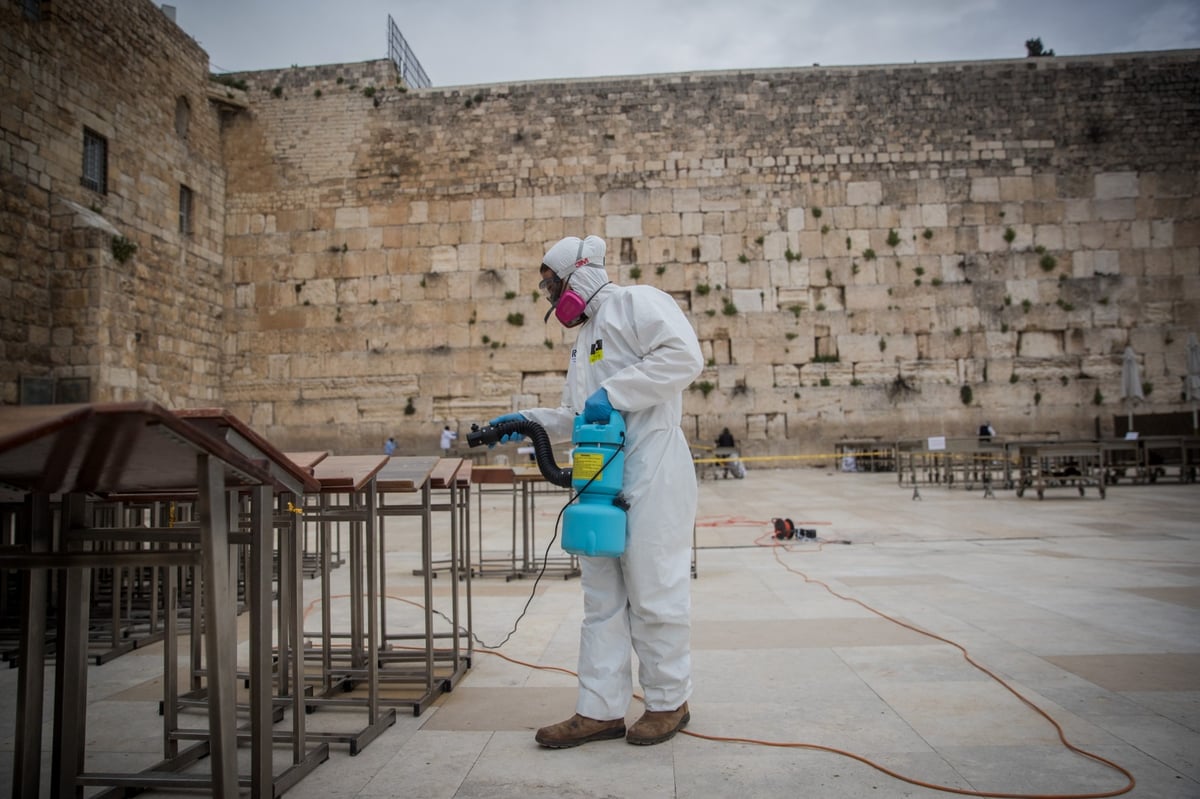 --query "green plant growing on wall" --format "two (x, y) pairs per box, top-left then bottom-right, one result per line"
(863, 248), (876, 260)
(531, 291), (540, 302)
(504, 291), (517, 300)
(705, 309), (716, 317)
(785, 332), (798, 340)
(695, 283), (711, 296)
(544, 339), (554, 349)
(656, 265), (666, 275)
(1010, 373), (1019, 383)
(825, 268), (832, 282)
(481, 335), (491, 344)
(1093, 388), (1104, 405)
(314, 89), (322, 98)
(404, 397), (416, 416)
(1022, 299), (1032, 313)
(1001, 322), (1009, 333)
(812, 354), (839, 363)
(738, 254), (749, 264)
(722, 299), (738, 316)
(1004, 294), (1012, 306)
(755, 235), (764, 245)
(1003, 227), (1016, 243)
(788, 304), (802, 318)
(111, 235), (137, 263)
(886, 229), (901, 248)
(1040, 254), (1057, 271)
(923, 228), (933, 240)
(931, 277), (943, 286)
(879, 338), (887, 352)
(692, 380), (715, 398)
(630, 266), (642, 280)
(363, 86), (376, 98)
(506, 312), (525, 326)
(1034, 245), (1046, 254)
(914, 266), (925, 276)
(210, 73), (249, 91)
(816, 303), (826, 311)
(852, 262), (860, 275)
(819, 224), (828, 235)
(960, 385), (973, 405)
(1142, 381), (1153, 396)
(851, 378), (862, 386)
(785, 248), (799, 262)
(1056, 299), (1075, 311)
(954, 326), (962, 336)
(845, 236), (852, 250)
(820, 377), (831, 386)
(811, 207), (823, 218)
(272, 86), (283, 98)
